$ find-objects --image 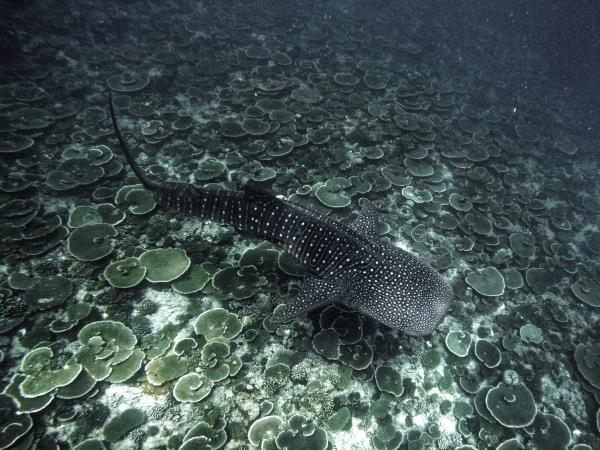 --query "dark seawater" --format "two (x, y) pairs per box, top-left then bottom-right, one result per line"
(0, 1), (599, 449)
